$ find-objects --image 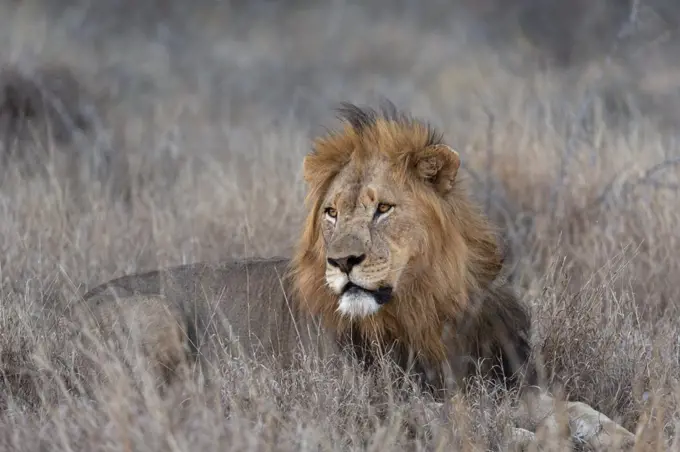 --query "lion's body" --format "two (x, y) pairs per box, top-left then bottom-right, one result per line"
(82, 257), (531, 396)
(82, 258), (341, 370)
(81, 101), (636, 449)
